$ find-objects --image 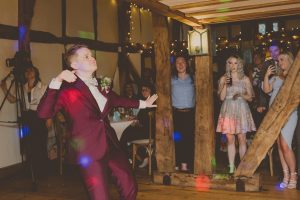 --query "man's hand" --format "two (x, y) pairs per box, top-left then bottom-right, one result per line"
(56, 70), (77, 83)
(145, 94), (158, 108)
